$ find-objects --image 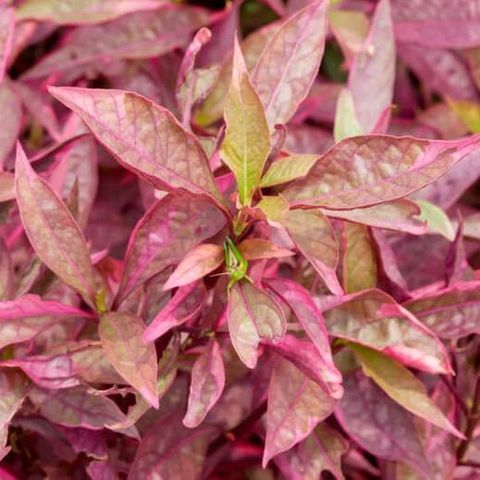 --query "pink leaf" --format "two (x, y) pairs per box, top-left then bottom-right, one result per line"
(48, 87), (225, 210)
(0, 6), (14, 85)
(0, 171), (14, 202)
(0, 238), (14, 300)
(116, 195), (225, 305)
(252, 0), (328, 128)
(283, 208), (343, 295)
(0, 82), (22, 167)
(322, 289), (452, 374)
(349, 0), (395, 133)
(99, 312), (158, 408)
(15, 144), (99, 308)
(227, 280), (286, 368)
(183, 340), (225, 428)
(163, 244), (224, 290)
(263, 356), (337, 467)
(144, 282), (206, 343)
(284, 135), (480, 209)
(238, 238), (294, 261)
